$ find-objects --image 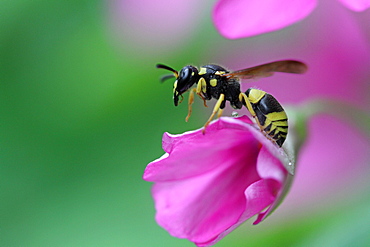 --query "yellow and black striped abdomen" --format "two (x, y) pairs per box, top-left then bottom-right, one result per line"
(246, 89), (288, 147)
